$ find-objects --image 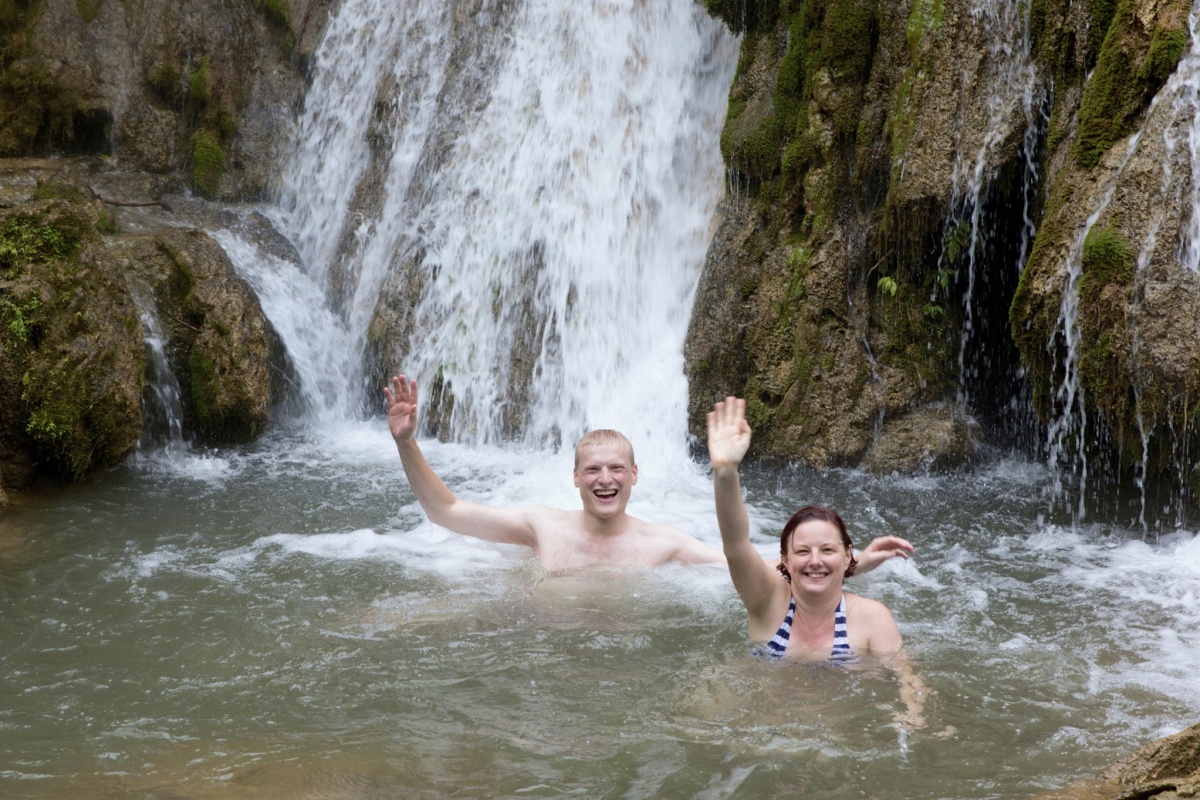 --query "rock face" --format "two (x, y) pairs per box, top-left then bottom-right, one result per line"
(0, 192), (143, 483)
(1, 0), (330, 199)
(0, 159), (275, 493)
(1035, 722), (1200, 799)
(0, 0), (329, 497)
(690, 0), (1195, 489)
